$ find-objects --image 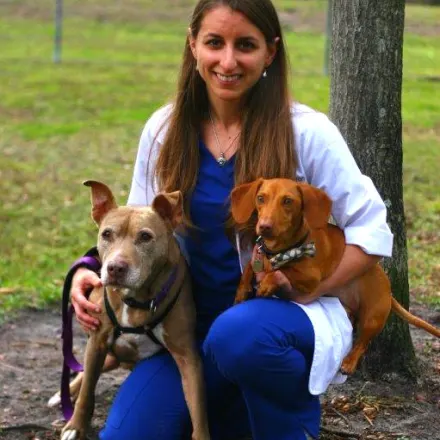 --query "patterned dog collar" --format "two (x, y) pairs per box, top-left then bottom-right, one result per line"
(269, 242), (316, 270)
